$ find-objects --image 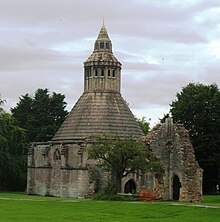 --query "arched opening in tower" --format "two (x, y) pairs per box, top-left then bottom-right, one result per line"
(173, 175), (181, 200)
(124, 179), (136, 194)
